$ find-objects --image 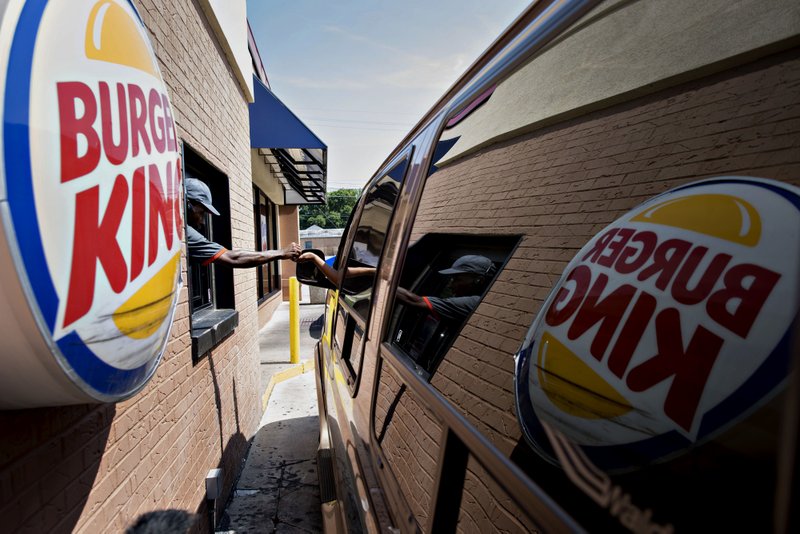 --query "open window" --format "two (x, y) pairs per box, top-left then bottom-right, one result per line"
(331, 153), (410, 391)
(387, 234), (519, 379)
(183, 144), (238, 362)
